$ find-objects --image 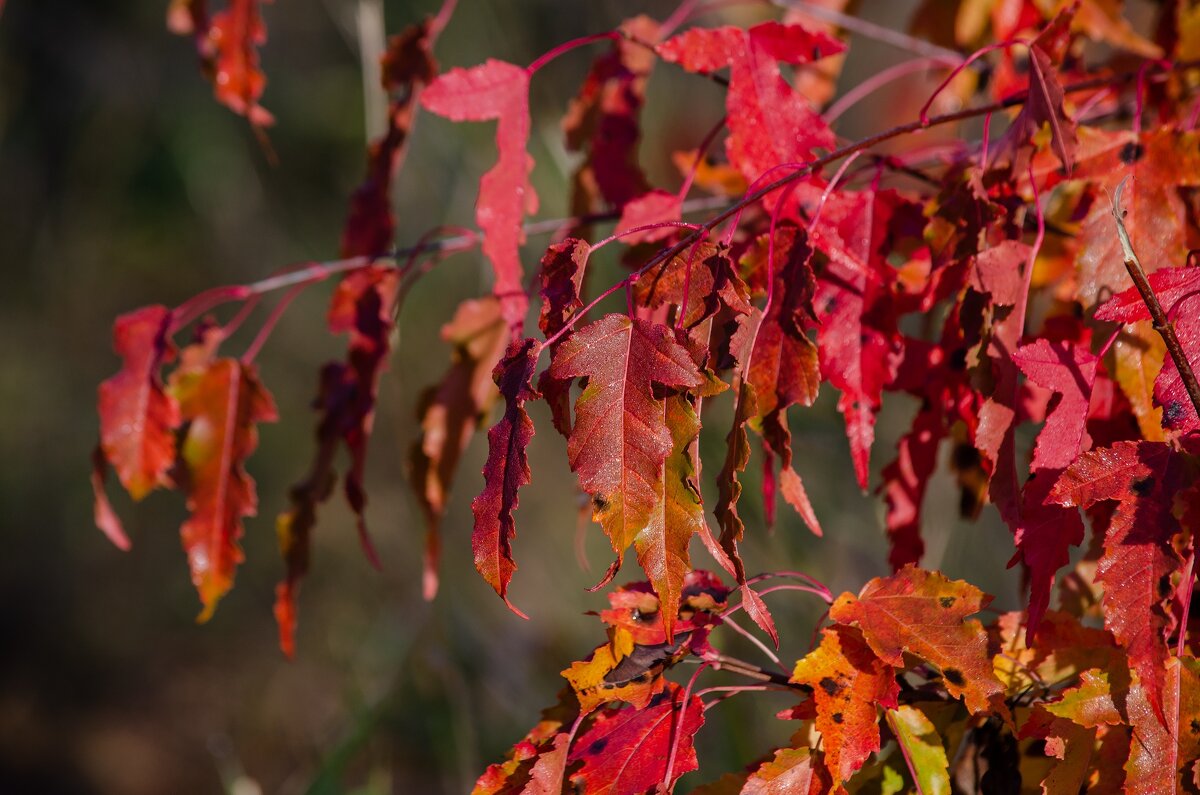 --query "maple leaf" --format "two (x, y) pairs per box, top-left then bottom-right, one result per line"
(810, 189), (908, 490)
(1051, 440), (1186, 722)
(97, 305), (180, 502)
(1071, 128), (1200, 306)
(422, 59), (536, 333)
(170, 346), (277, 621)
(410, 297), (508, 599)
(1097, 267), (1200, 434)
(208, 0), (274, 127)
(658, 21), (845, 181)
(1010, 338), (1097, 635)
(562, 16), (658, 214)
(880, 404), (942, 569)
(341, 19), (438, 258)
(989, 6), (1077, 176)
(612, 189), (683, 245)
(830, 566), (1007, 716)
(471, 338), (540, 614)
(791, 625), (899, 786)
(567, 682), (705, 795)
(546, 315), (704, 586)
